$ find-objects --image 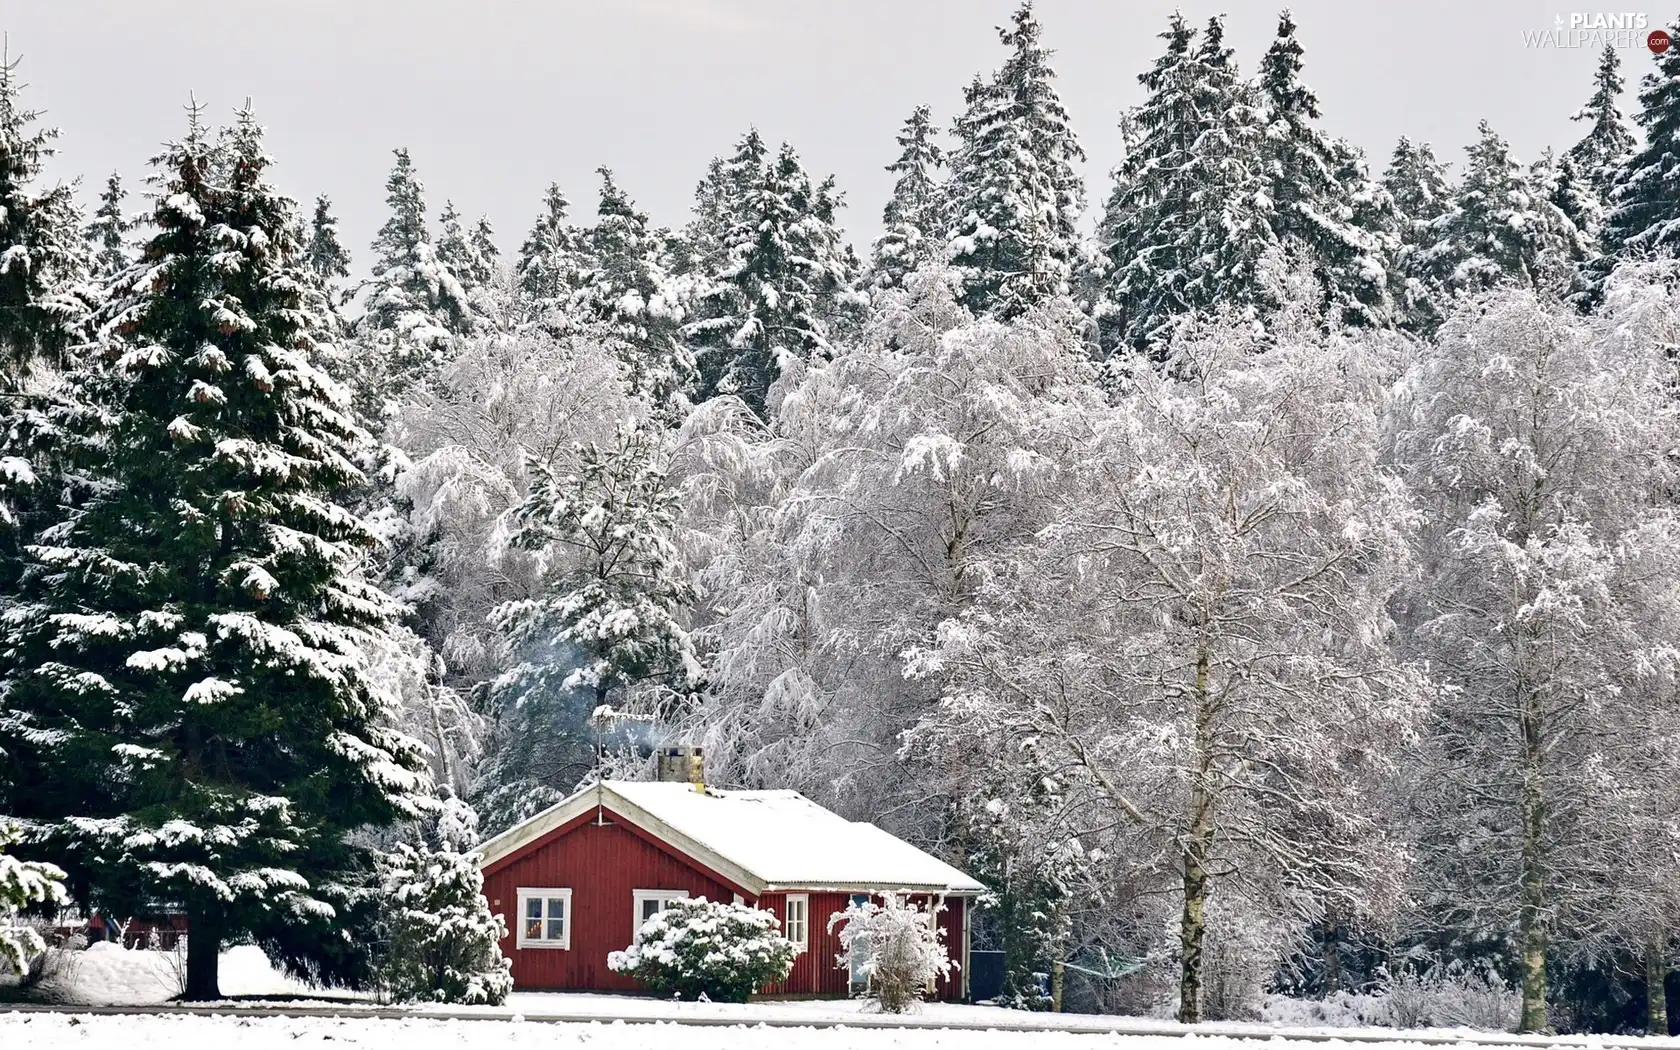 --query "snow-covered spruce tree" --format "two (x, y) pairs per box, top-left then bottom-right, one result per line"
(1421, 120), (1584, 297)
(1534, 148), (1604, 251)
(1255, 11), (1391, 328)
(1566, 44), (1635, 199)
(514, 183), (589, 337)
(357, 147), (471, 410)
(294, 194), (356, 384)
(0, 818), (66, 976)
(907, 307), (1425, 1022)
(686, 141), (854, 417)
(0, 105), (431, 1000)
(372, 838), (510, 1005)
(1391, 279), (1680, 1034)
(303, 194), (351, 291)
(943, 1), (1085, 319)
(577, 168), (694, 419)
(0, 49), (87, 375)
(684, 129), (770, 278)
(830, 893), (954, 1013)
(608, 897), (795, 1002)
(478, 422), (702, 833)
(1381, 137), (1454, 332)
(1601, 21), (1680, 264)
(1094, 14), (1276, 355)
(868, 104), (946, 293)
(85, 171), (134, 282)
(437, 201), (506, 333)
